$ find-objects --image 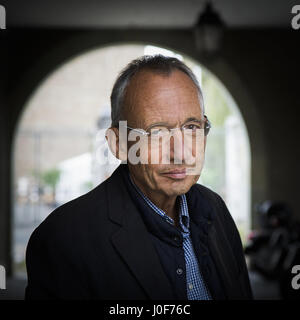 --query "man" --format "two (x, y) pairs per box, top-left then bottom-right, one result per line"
(25, 55), (253, 300)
